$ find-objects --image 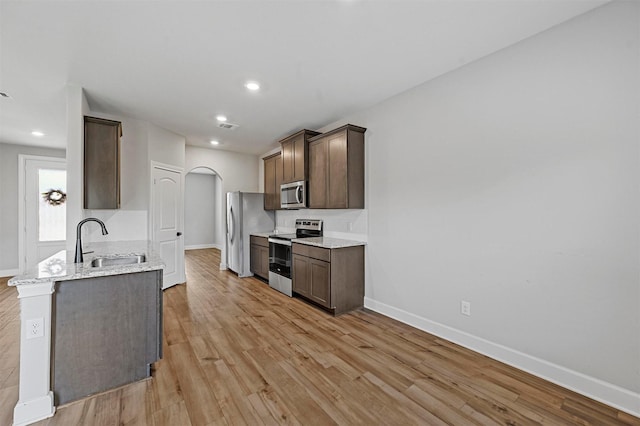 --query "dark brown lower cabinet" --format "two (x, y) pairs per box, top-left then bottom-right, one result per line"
(250, 236), (270, 281)
(293, 254), (330, 307)
(292, 243), (364, 315)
